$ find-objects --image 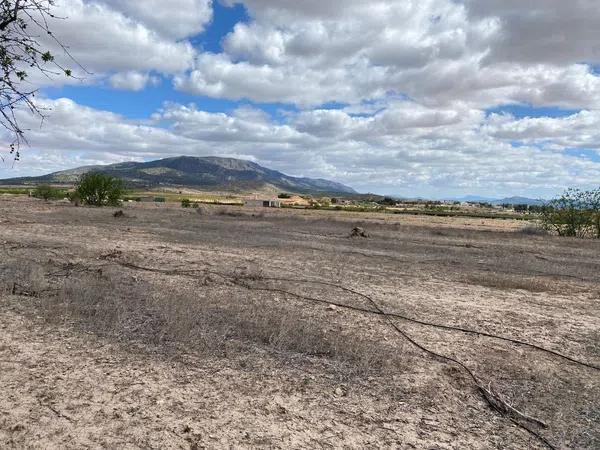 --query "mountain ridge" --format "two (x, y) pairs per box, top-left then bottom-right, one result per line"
(447, 195), (546, 206)
(0, 156), (357, 195)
